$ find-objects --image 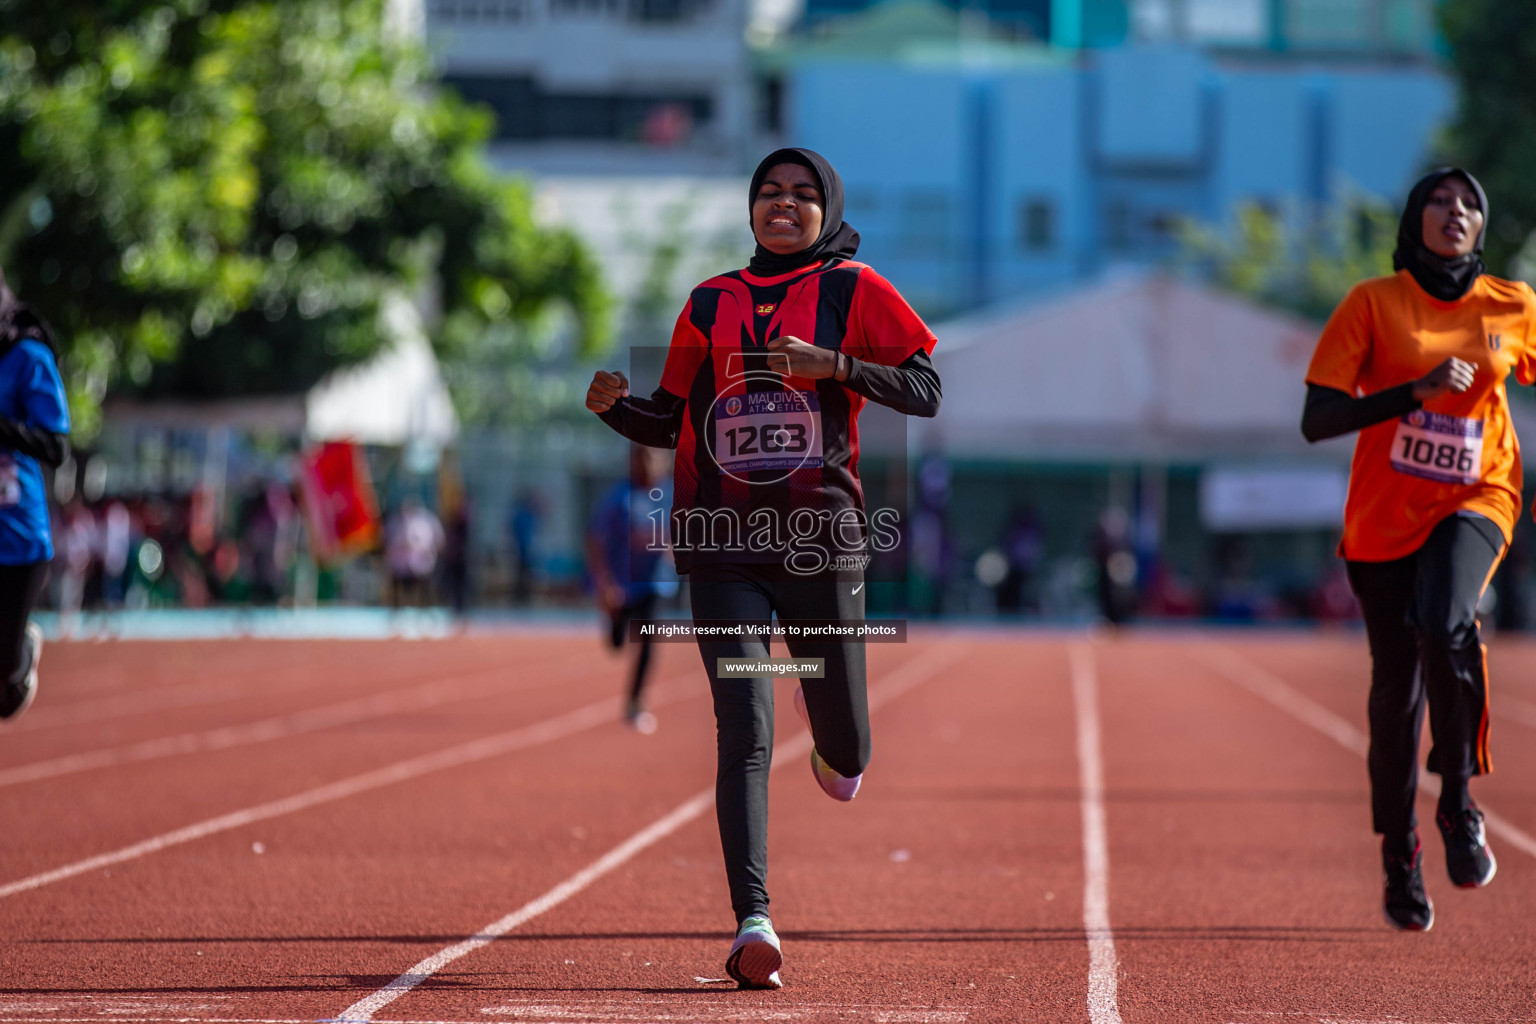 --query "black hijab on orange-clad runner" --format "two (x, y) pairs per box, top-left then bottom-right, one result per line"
(747, 148), (860, 278)
(1393, 167), (1488, 303)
